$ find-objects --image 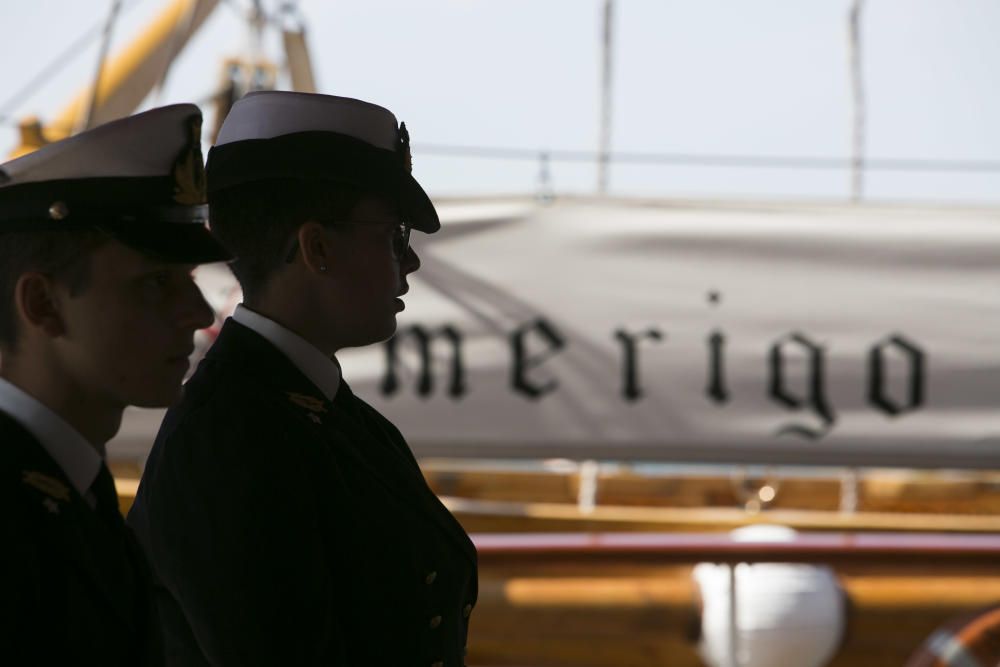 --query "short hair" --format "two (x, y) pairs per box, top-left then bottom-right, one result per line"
(208, 178), (369, 300)
(0, 229), (107, 351)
